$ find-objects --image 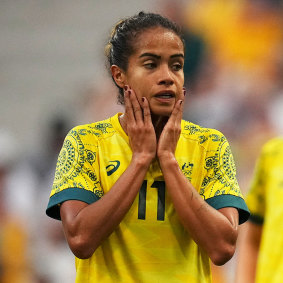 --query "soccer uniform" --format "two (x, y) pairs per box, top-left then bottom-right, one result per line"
(46, 113), (249, 283)
(246, 137), (283, 283)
